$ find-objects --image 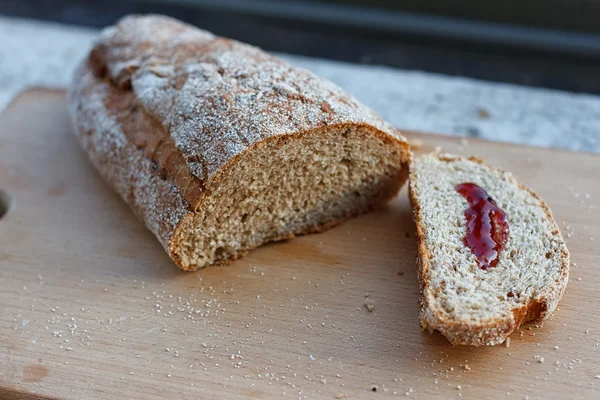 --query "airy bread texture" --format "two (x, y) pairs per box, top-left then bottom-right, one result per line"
(173, 124), (405, 268)
(68, 15), (411, 270)
(409, 153), (569, 346)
